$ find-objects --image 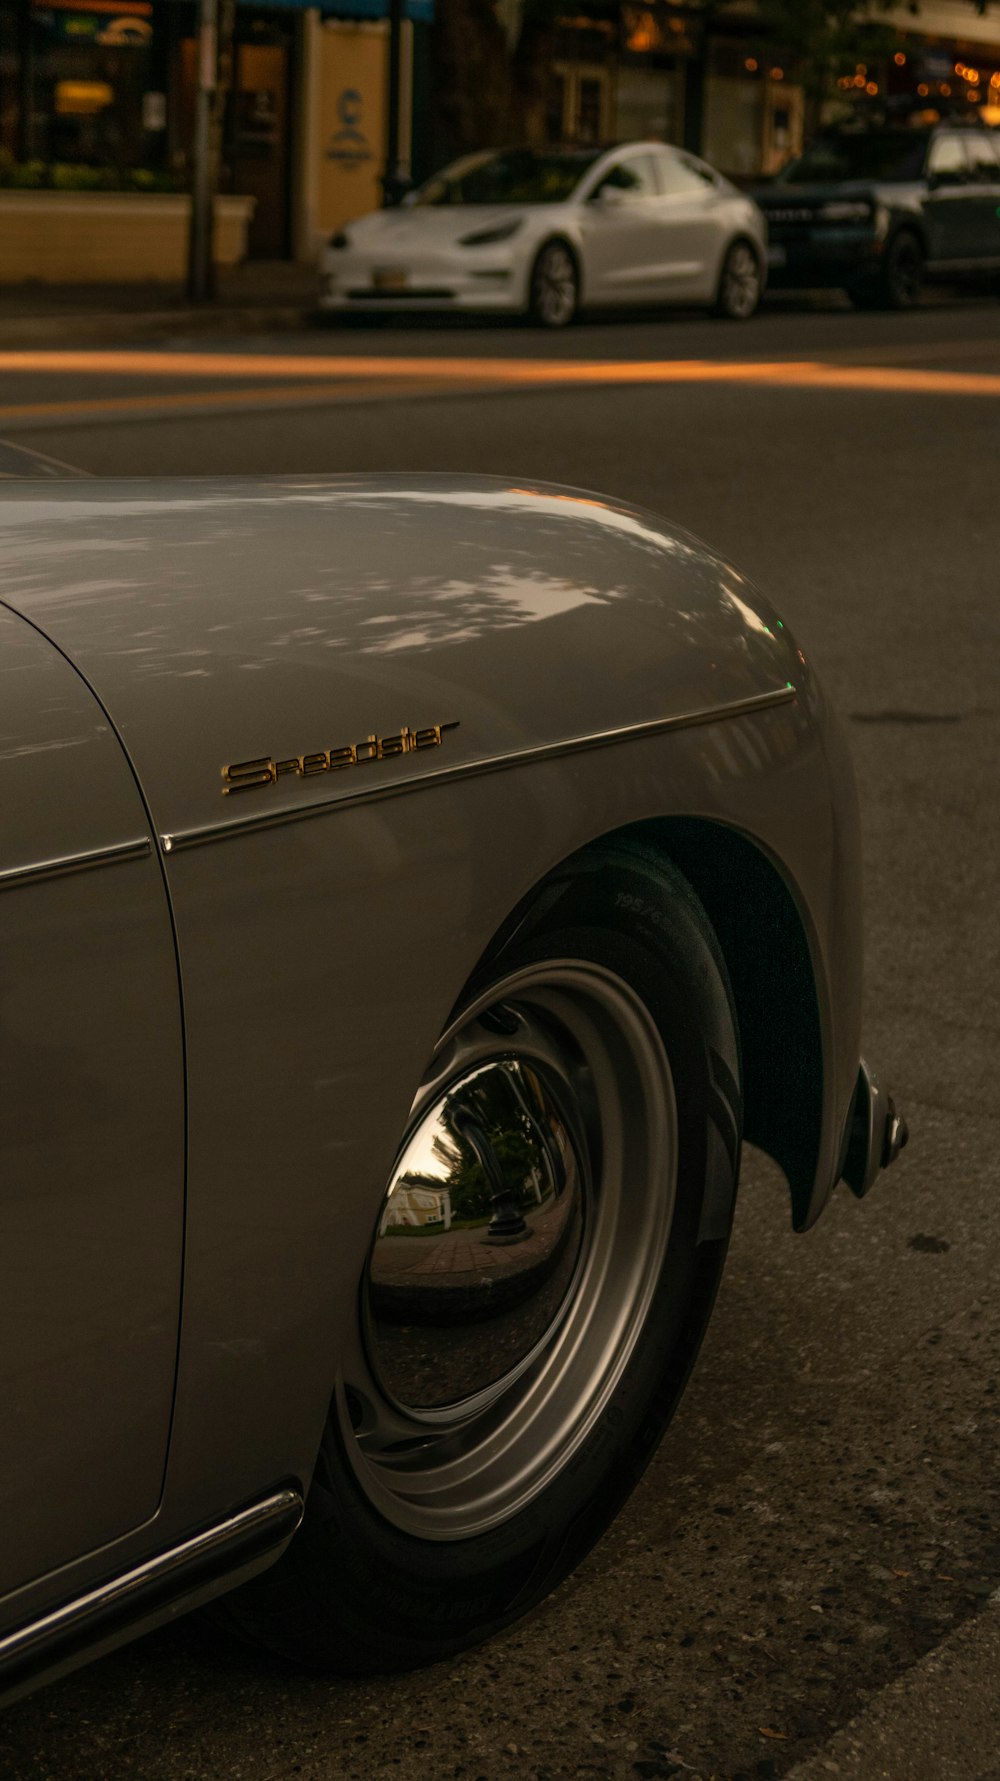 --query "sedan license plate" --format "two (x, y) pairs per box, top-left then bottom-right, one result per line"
(372, 266), (409, 291)
(766, 245), (787, 268)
